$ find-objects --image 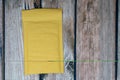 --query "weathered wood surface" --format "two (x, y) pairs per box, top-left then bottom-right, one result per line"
(5, 0), (39, 80)
(0, 0), (3, 80)
(4, 0), (117, 80)
(76, 0), (116, 80)
(41, 0), (74, 80)
(118, 0), (120, 79)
